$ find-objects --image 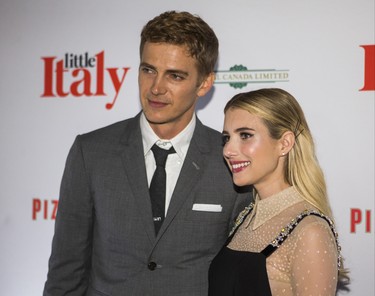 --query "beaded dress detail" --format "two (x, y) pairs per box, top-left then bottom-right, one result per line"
(209, 186), (341, 296)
